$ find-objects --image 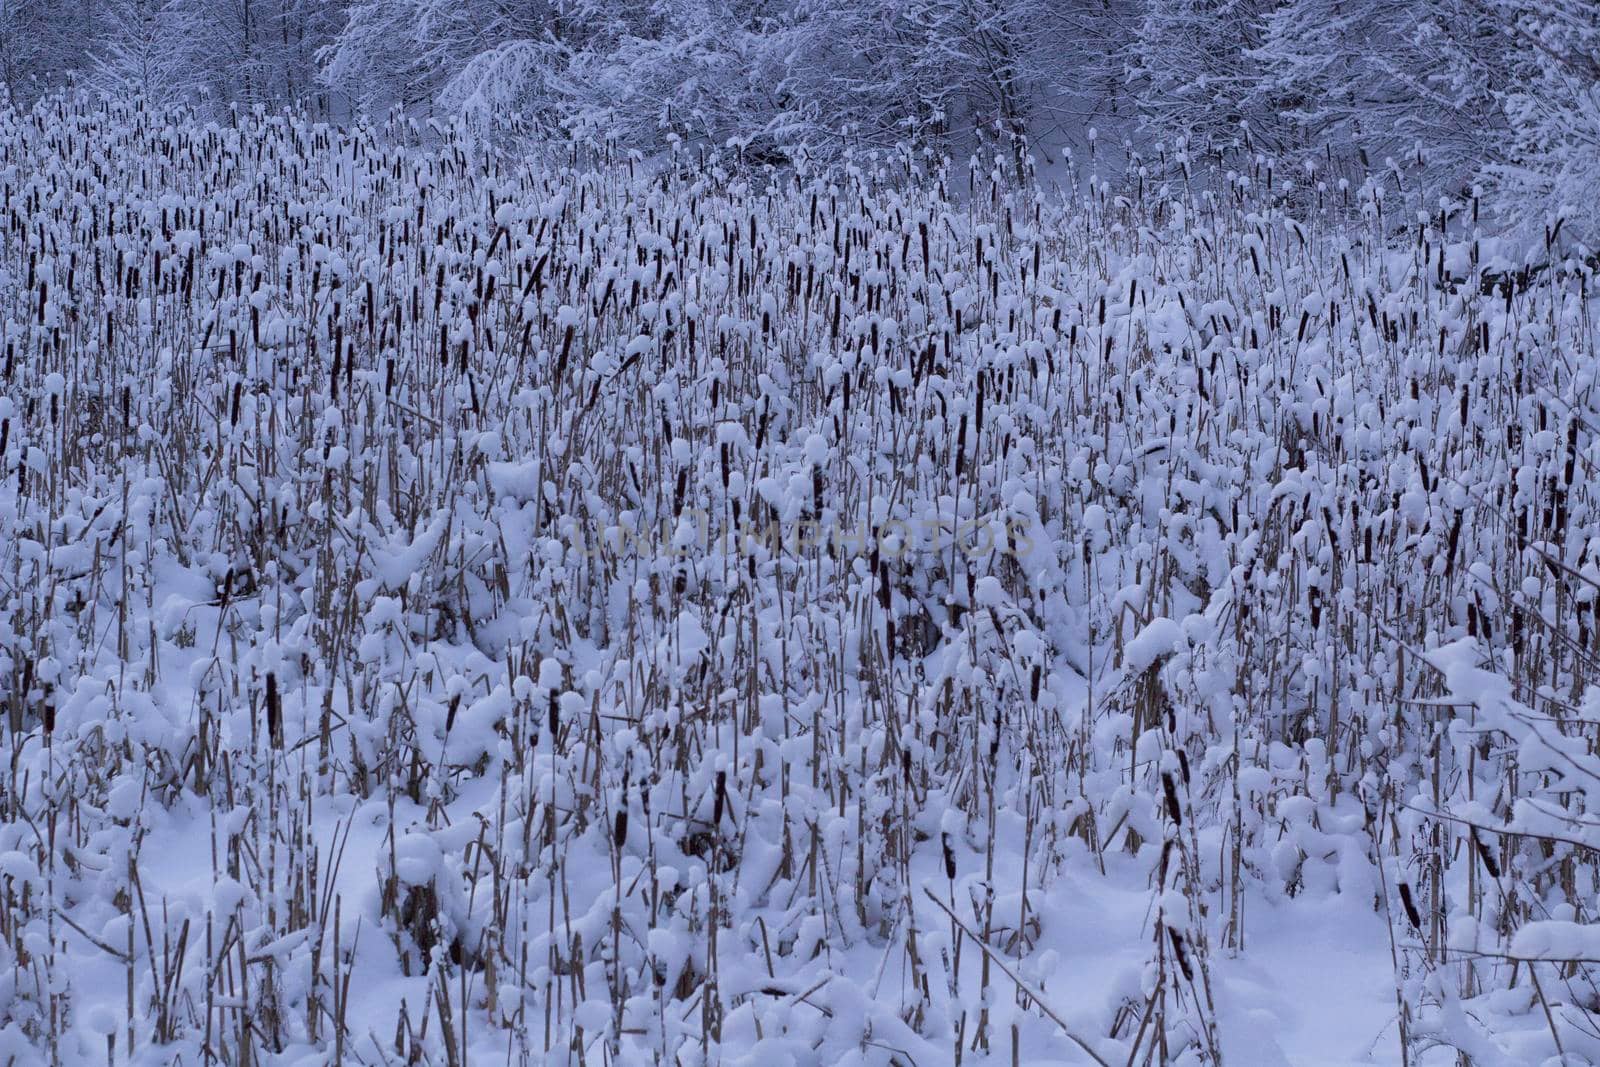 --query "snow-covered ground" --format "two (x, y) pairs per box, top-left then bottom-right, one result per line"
(4, 99), (1600, 1066)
